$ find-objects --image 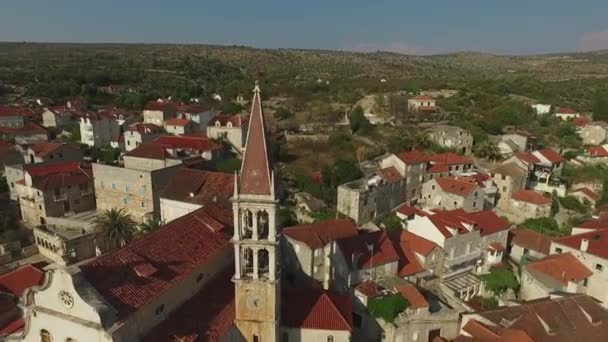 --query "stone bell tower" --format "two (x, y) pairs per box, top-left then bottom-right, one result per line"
(232, 82), (280, 342)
